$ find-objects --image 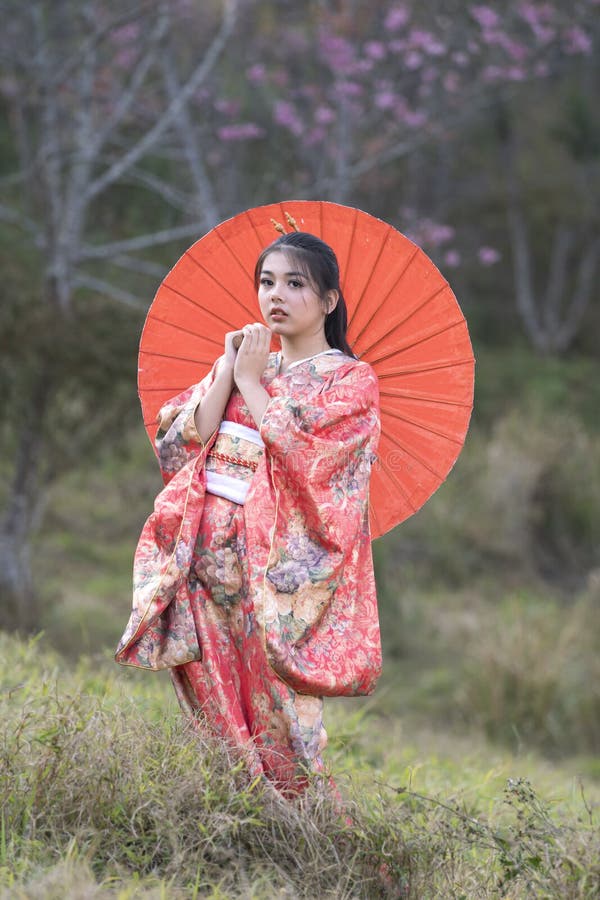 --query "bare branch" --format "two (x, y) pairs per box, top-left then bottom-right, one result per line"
(73, 273), (146, 310)
(0, 203), (42, 241)
(50, 2), (158, 91)
(162, 47), (221, 230)
(113, 254), (168, 279)
(555, 236), (600, 351)
(91, 11), (170, 156)
(85, 0), (238, 202)
(78, 222), (205, 261)
(126, 165), (192, 212)
(543, 224), (574, 335)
